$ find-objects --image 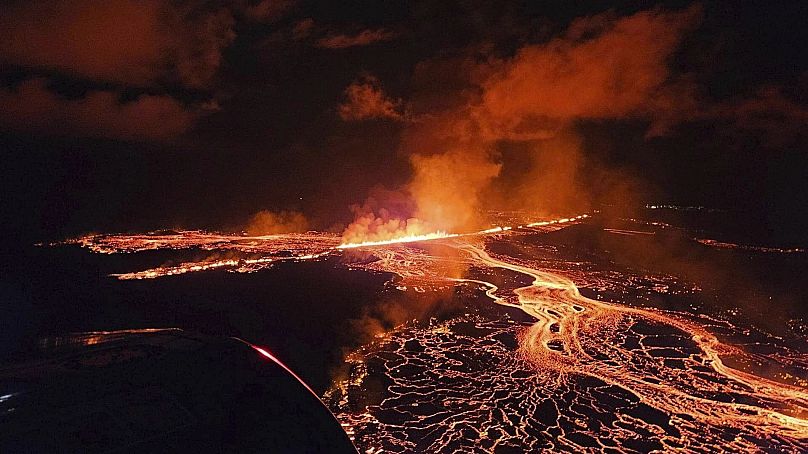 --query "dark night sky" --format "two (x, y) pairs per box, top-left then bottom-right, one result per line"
(1, 0), (807, 246)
